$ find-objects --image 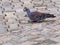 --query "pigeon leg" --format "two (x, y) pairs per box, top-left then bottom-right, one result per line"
(28, 20), (37, 23)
